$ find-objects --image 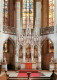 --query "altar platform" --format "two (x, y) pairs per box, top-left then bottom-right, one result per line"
(19, 70), (38, 73)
